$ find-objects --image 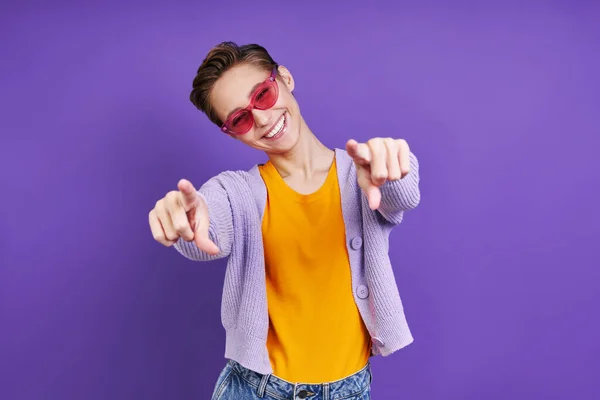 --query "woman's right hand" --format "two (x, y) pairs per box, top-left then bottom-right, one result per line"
(148, 179), (220, 255)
